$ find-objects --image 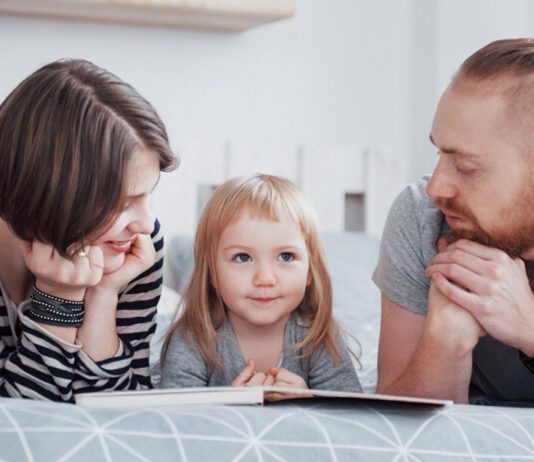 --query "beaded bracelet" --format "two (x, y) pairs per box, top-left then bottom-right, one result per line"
(26, 286), (85, 327)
